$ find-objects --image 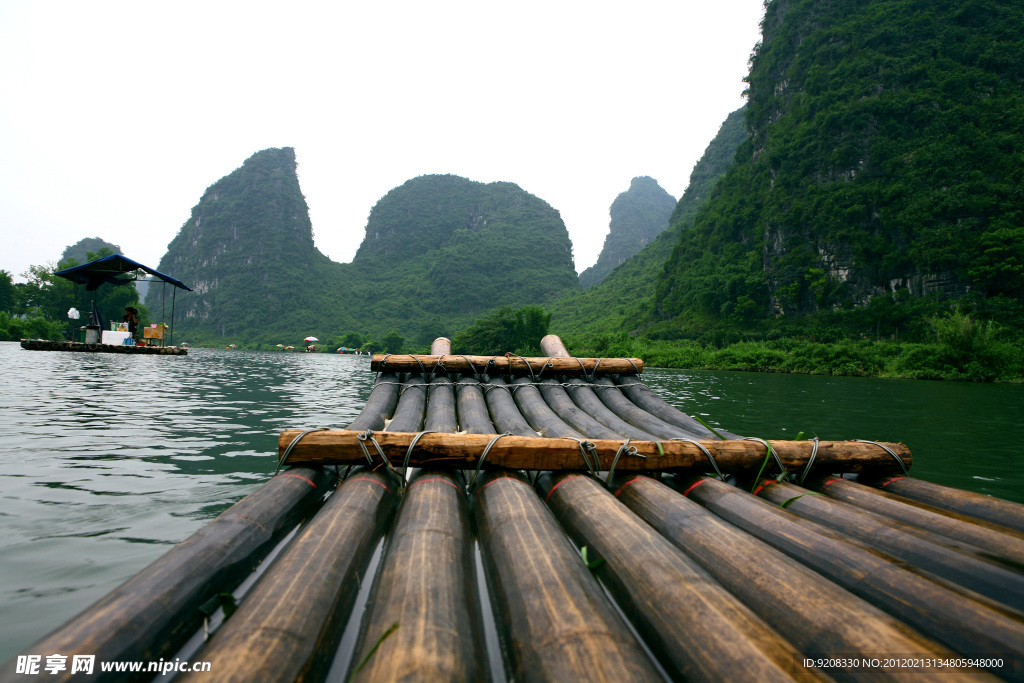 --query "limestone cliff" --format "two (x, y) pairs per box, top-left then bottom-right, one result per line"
(578, 177), (676, 290)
